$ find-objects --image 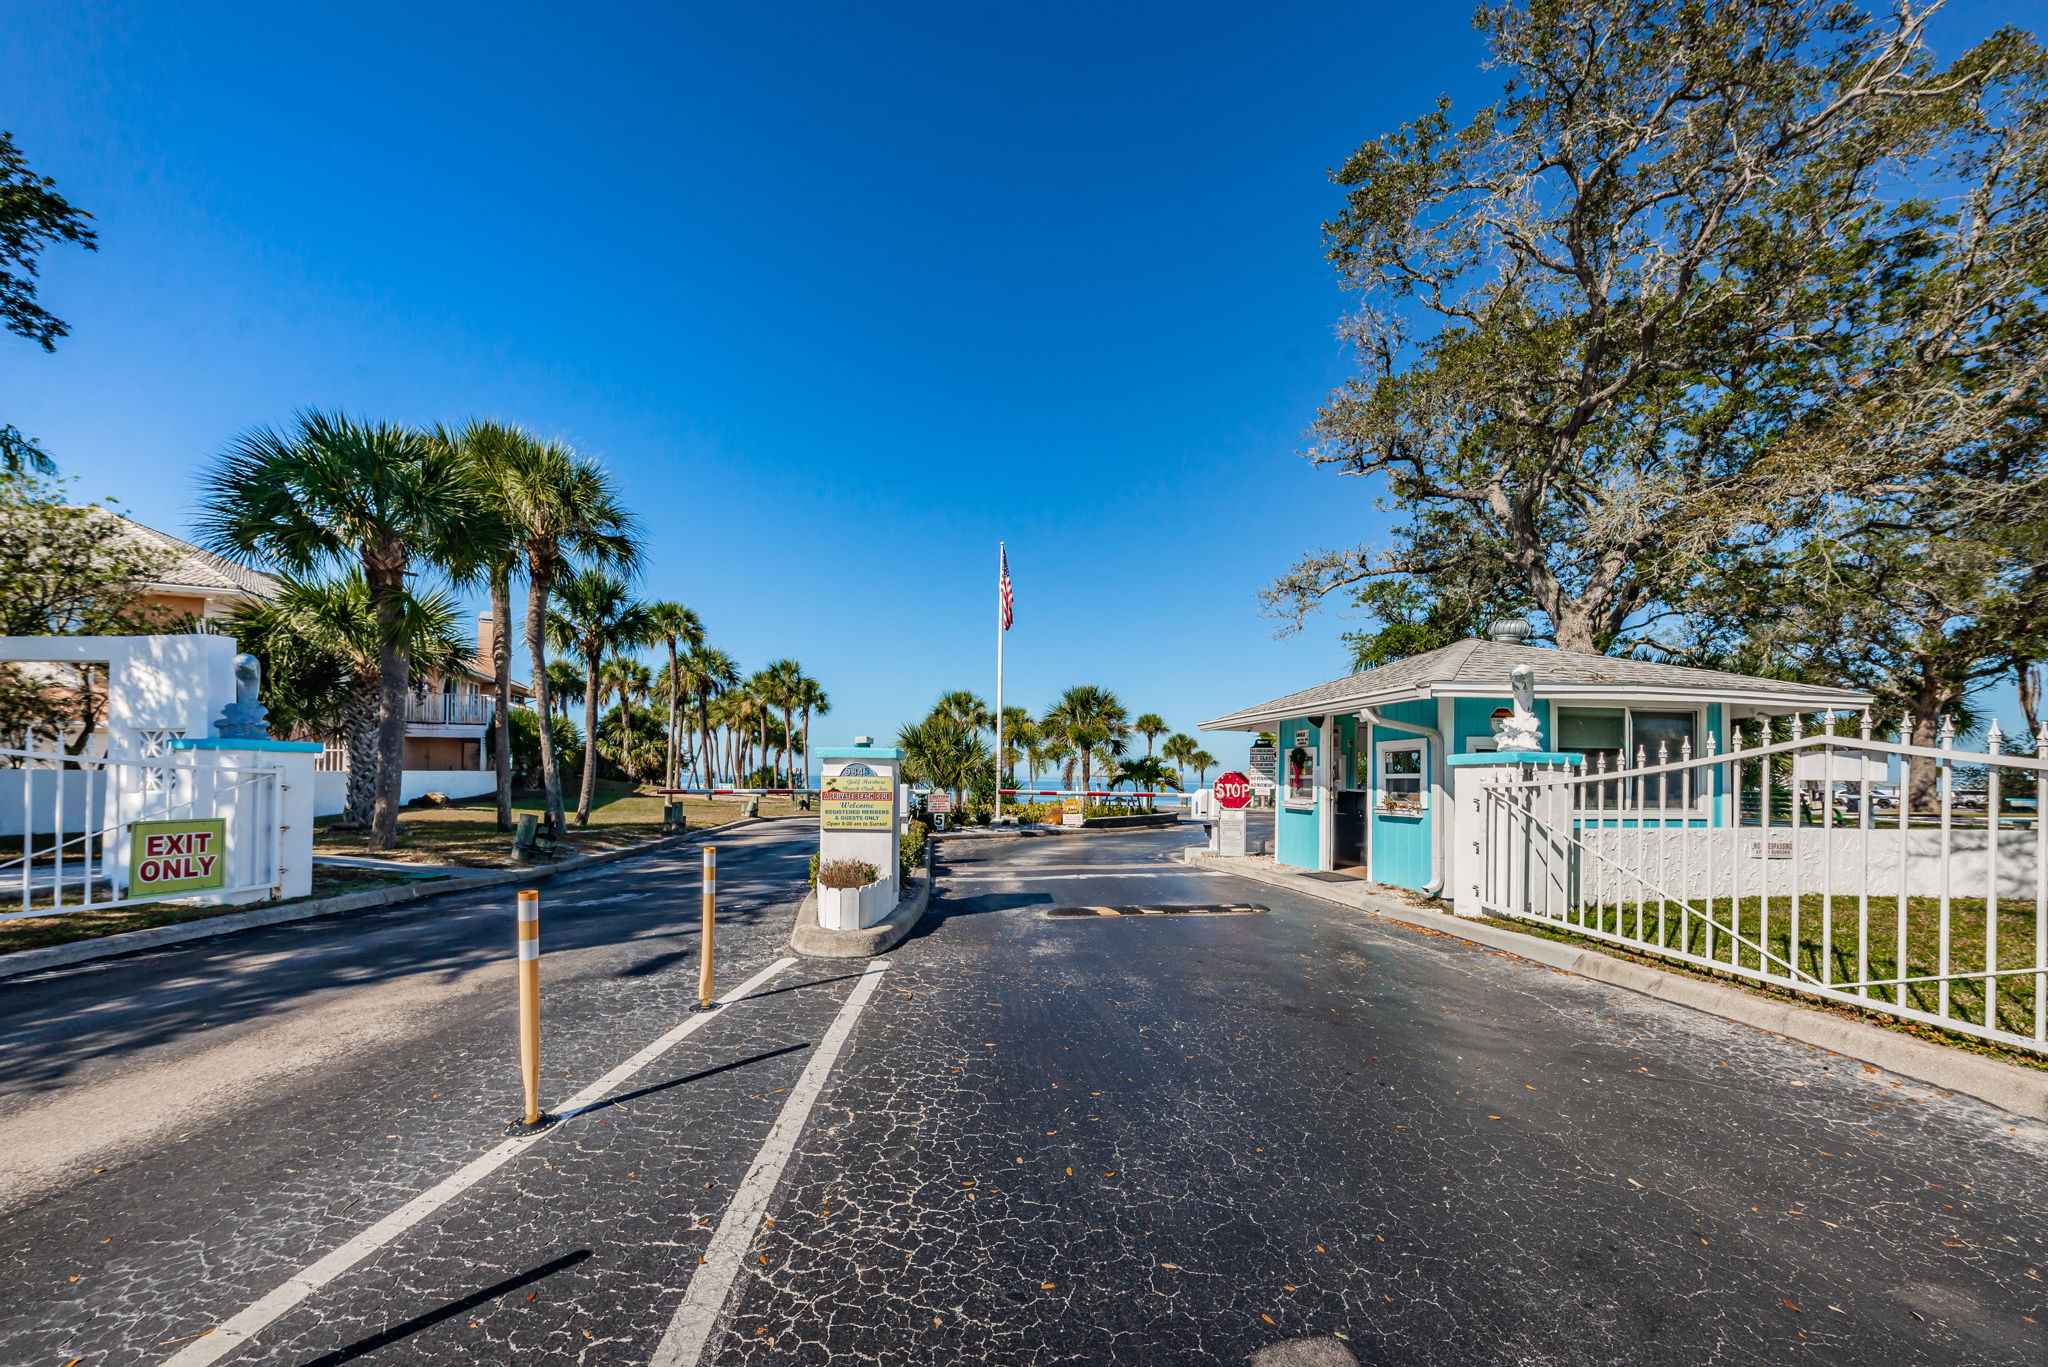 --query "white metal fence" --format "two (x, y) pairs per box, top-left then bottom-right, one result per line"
(1479, 714), (2048, 1053)
(0, 729), (283, 920)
